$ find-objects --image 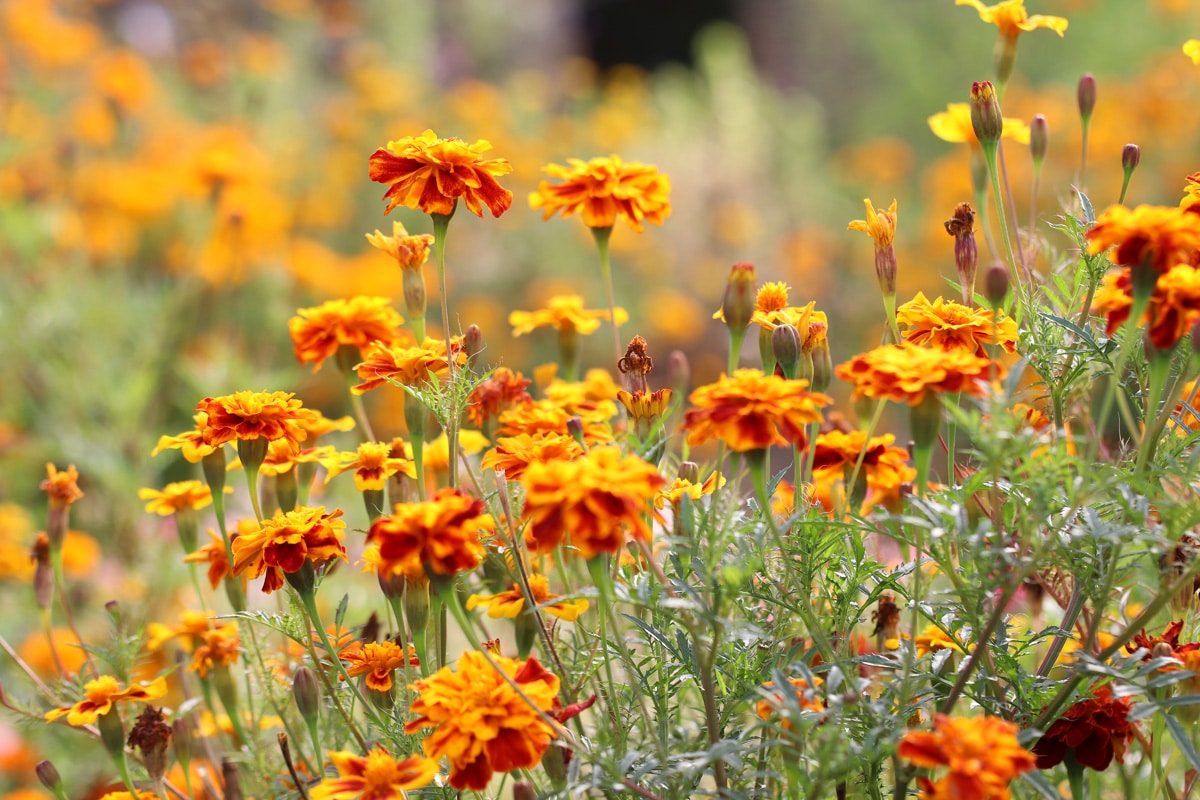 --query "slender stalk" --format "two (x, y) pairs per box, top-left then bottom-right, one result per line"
(592, 226), (622, 371)
(430, 211), (460, 491)
(981, 142), (1022, 295)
